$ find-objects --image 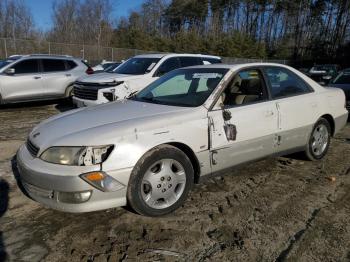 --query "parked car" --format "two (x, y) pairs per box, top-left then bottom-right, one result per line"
(17, 63), (348, 216)
(308, 64), (339, 86)
(0, 54), (93, 104)
(73, 53), (222, 107)
(328, 69), (350, 111)
(92, 60), (118, 72)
